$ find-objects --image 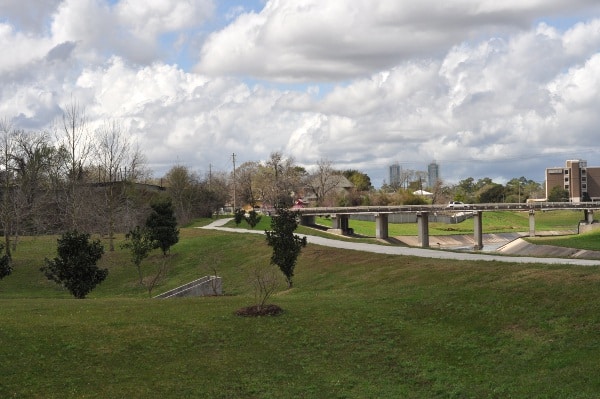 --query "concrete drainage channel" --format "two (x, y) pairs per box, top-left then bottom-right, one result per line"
(154, 276), (222, 298)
